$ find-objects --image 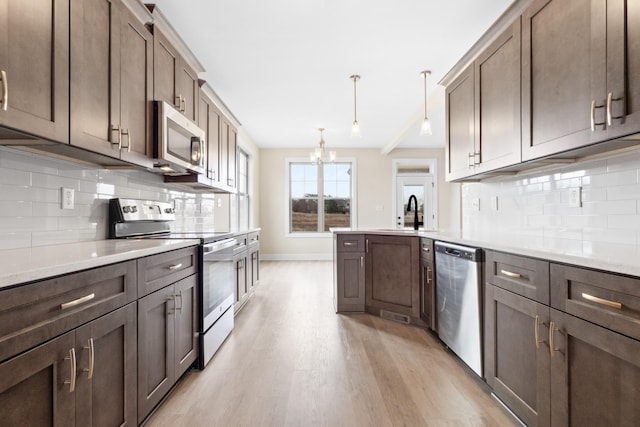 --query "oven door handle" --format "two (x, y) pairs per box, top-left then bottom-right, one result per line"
(203, 238), (237, 254)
